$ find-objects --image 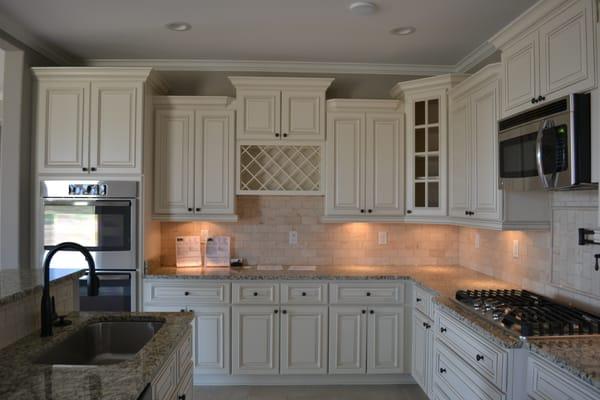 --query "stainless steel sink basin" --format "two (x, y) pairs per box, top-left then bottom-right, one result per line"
(34, 320), (164, 365)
